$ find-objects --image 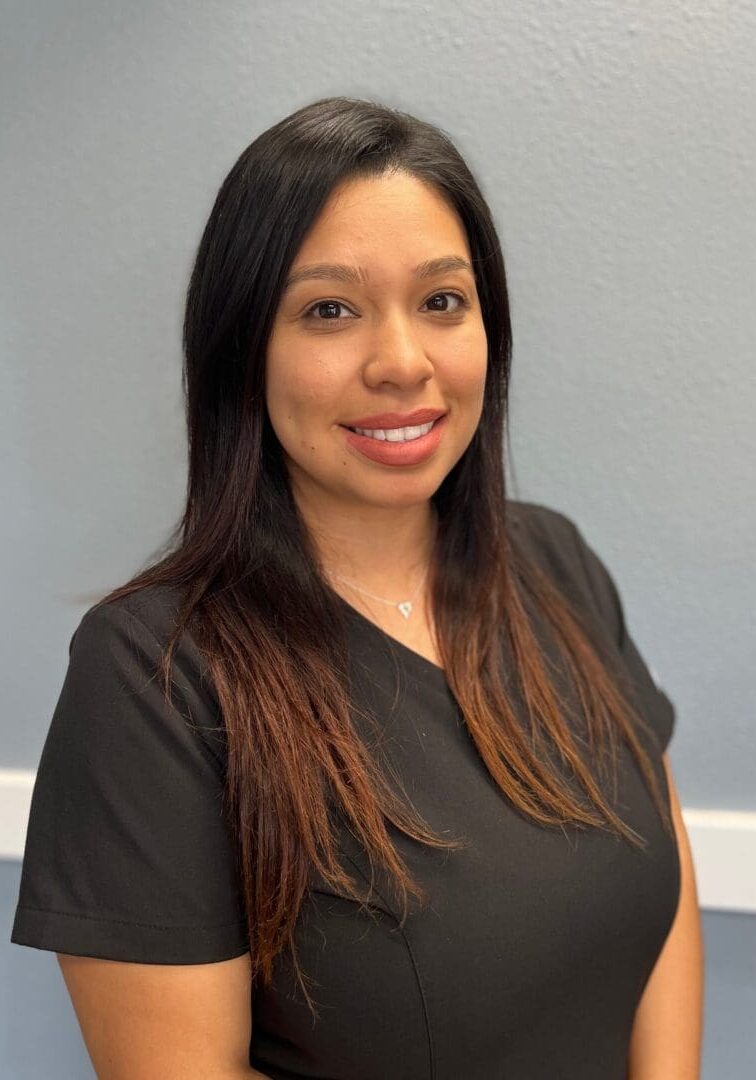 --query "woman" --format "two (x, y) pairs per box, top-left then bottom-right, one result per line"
(11, 96), (703, 1079)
